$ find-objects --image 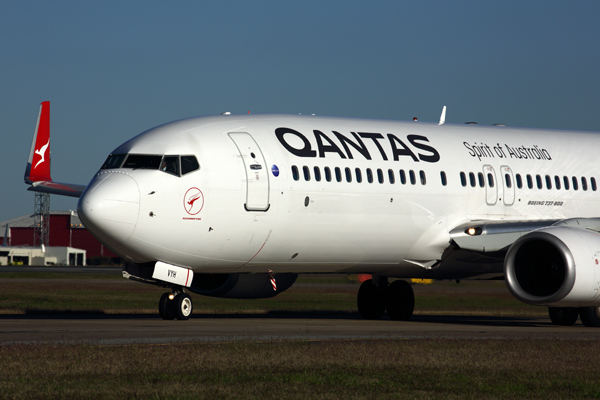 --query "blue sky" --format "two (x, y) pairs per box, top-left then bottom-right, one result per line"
(1, 1), (599, 222)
